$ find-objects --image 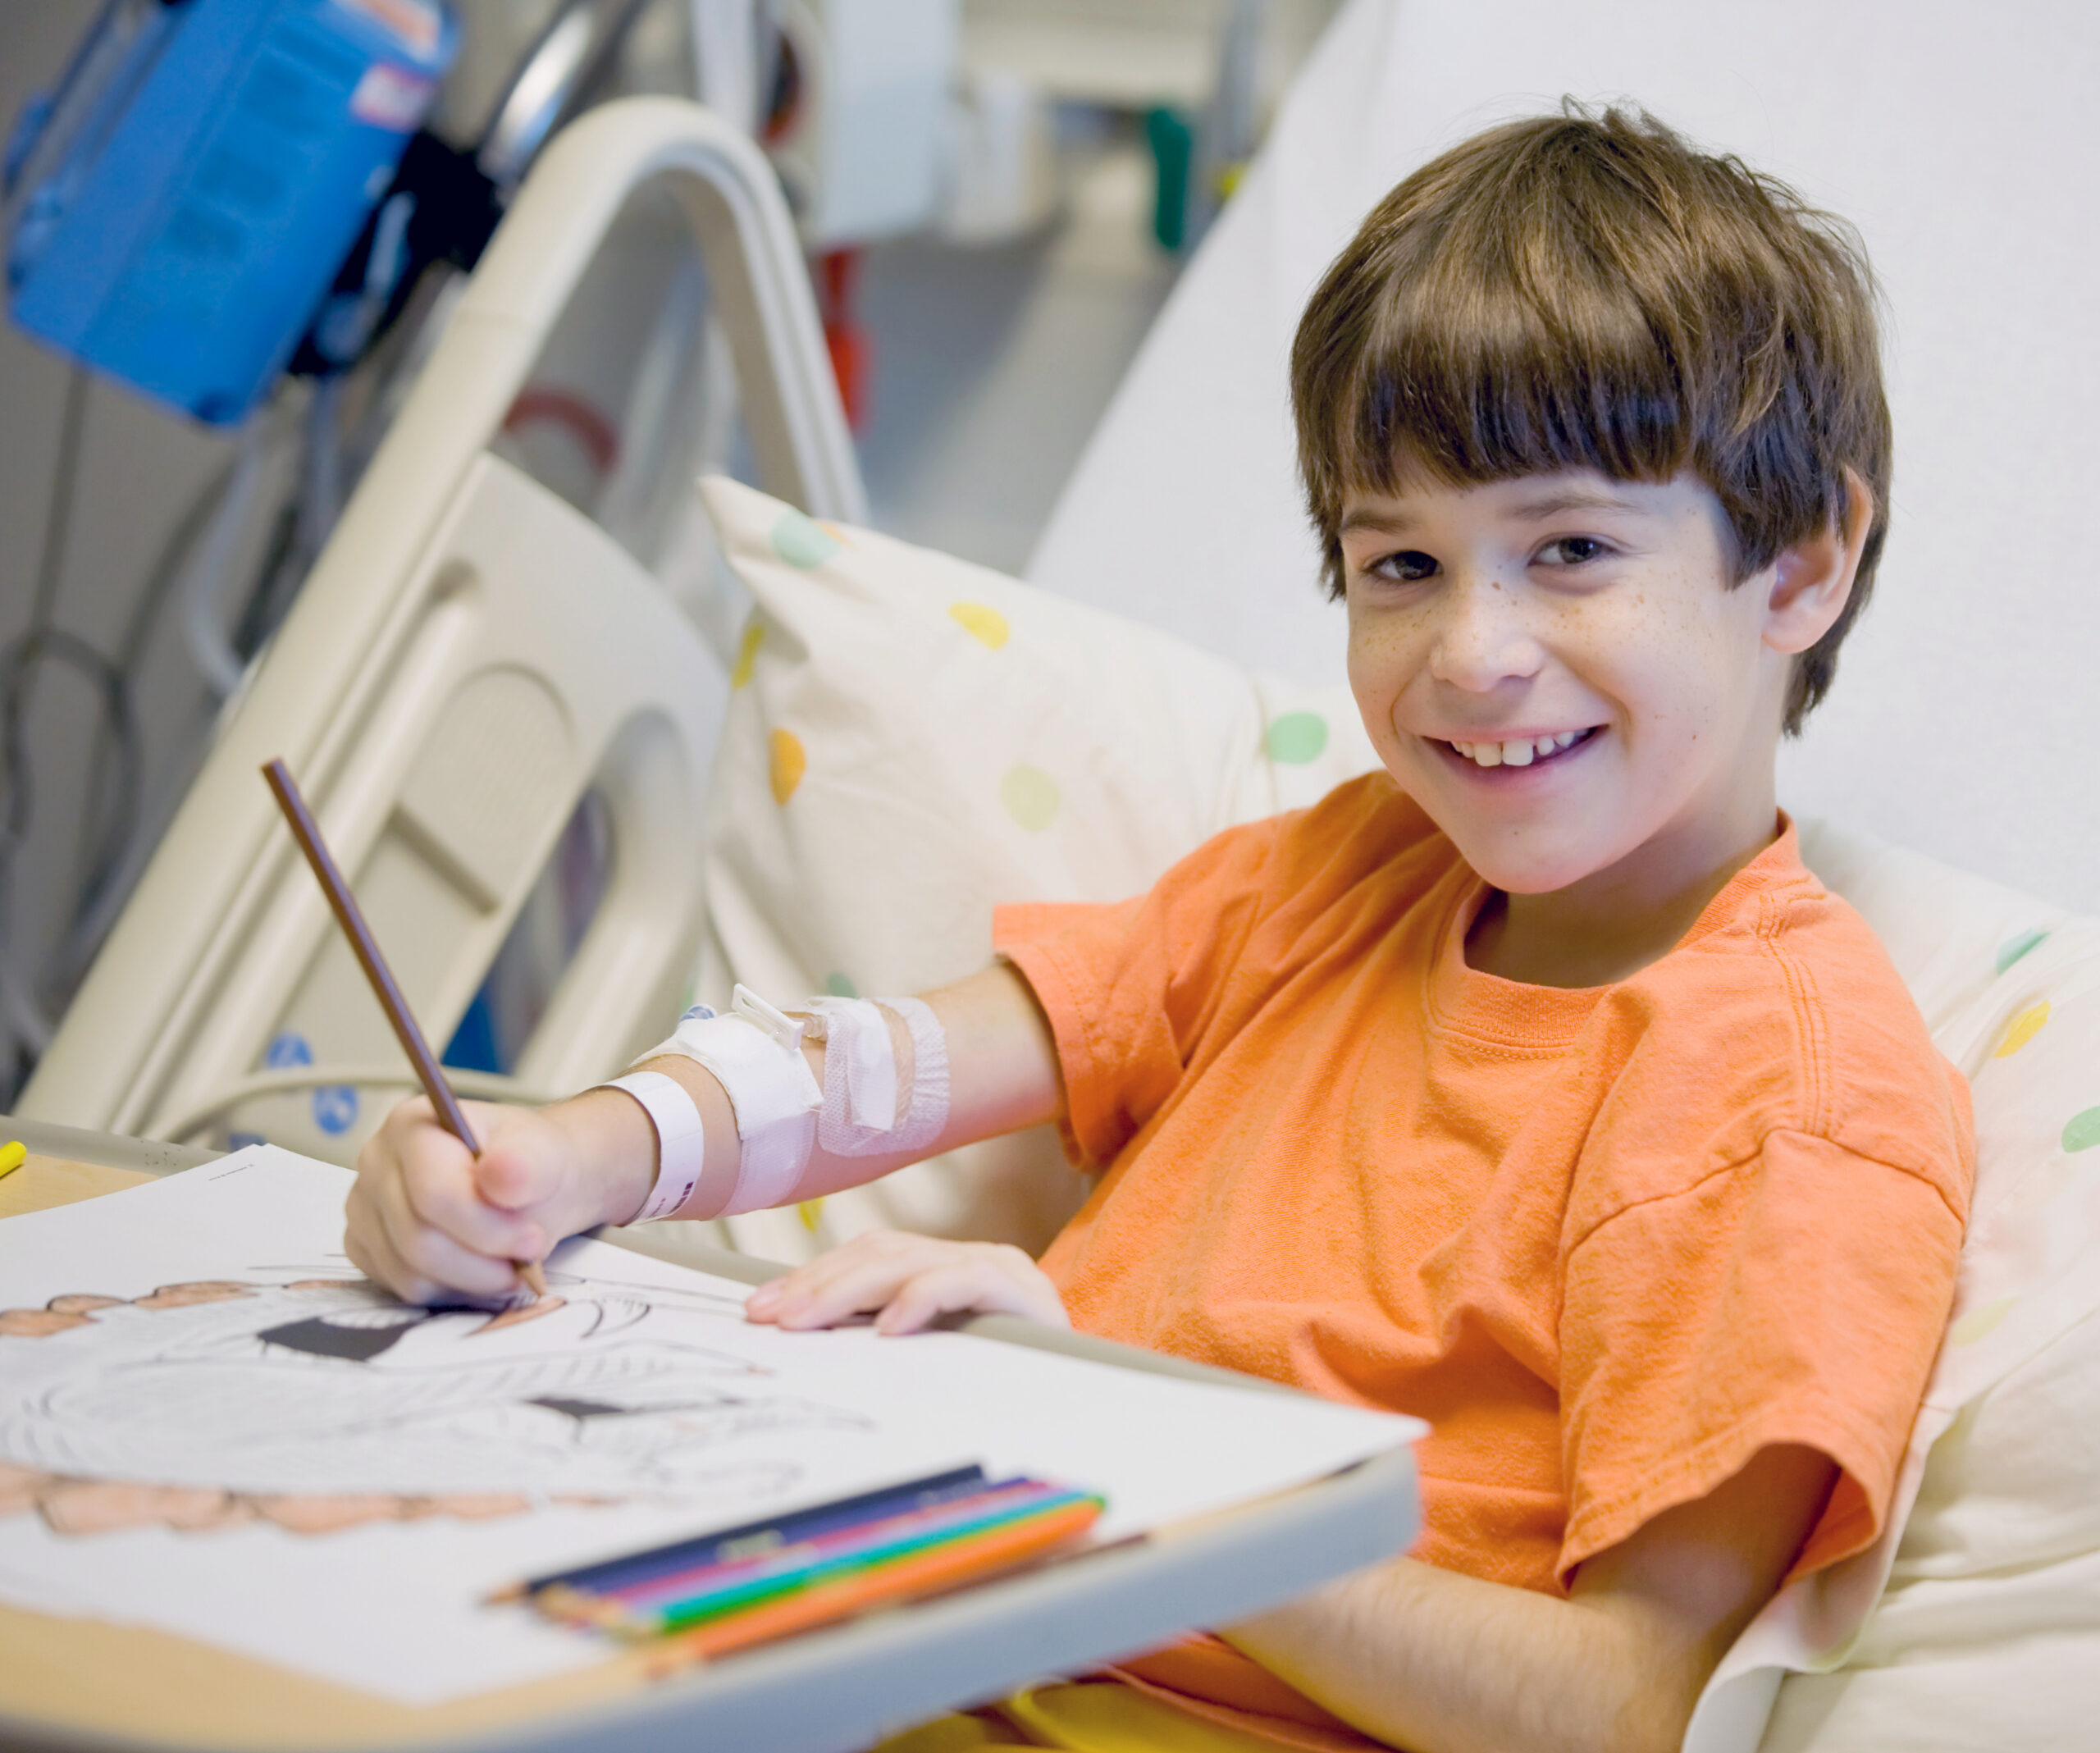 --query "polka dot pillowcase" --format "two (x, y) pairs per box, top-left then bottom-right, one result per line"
(660, 475), (1376, 1267)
